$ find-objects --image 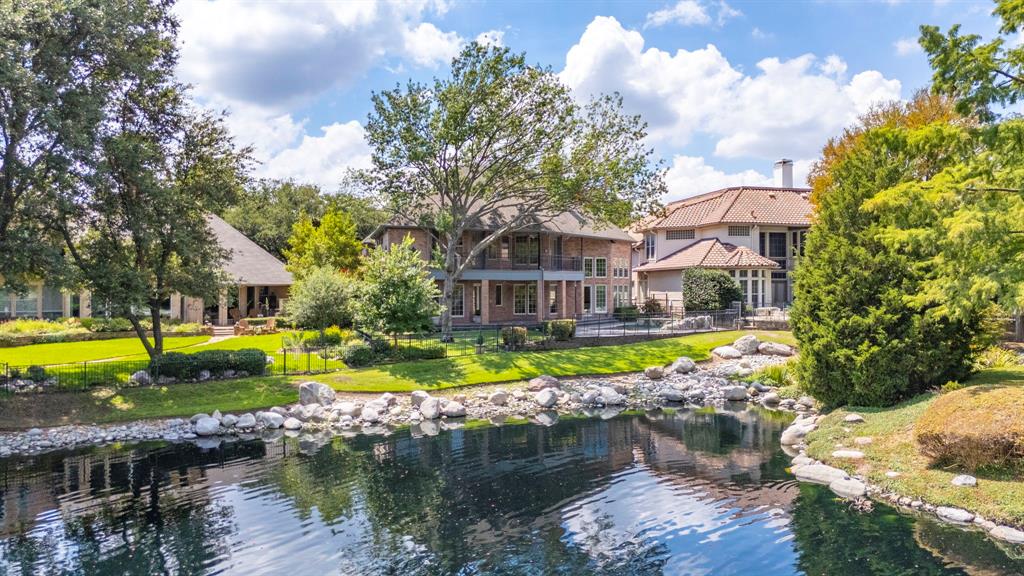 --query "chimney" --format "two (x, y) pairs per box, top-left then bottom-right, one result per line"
(773, 158), (793, 188)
